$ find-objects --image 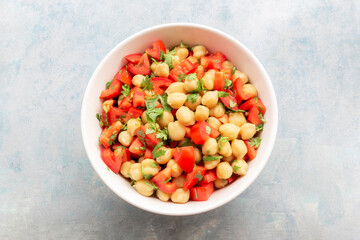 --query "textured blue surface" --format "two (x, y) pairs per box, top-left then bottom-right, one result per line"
(1, 0), (360, 239)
